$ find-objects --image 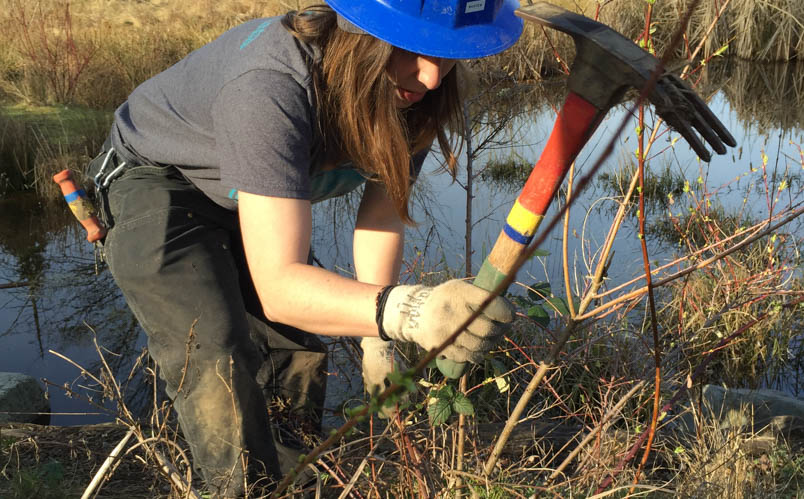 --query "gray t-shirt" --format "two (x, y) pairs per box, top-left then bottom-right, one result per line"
(111, 17), (427, 211)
